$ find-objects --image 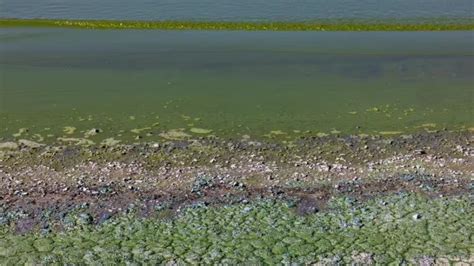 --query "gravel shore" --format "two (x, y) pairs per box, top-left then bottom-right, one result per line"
(0, 131), (472, 264)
